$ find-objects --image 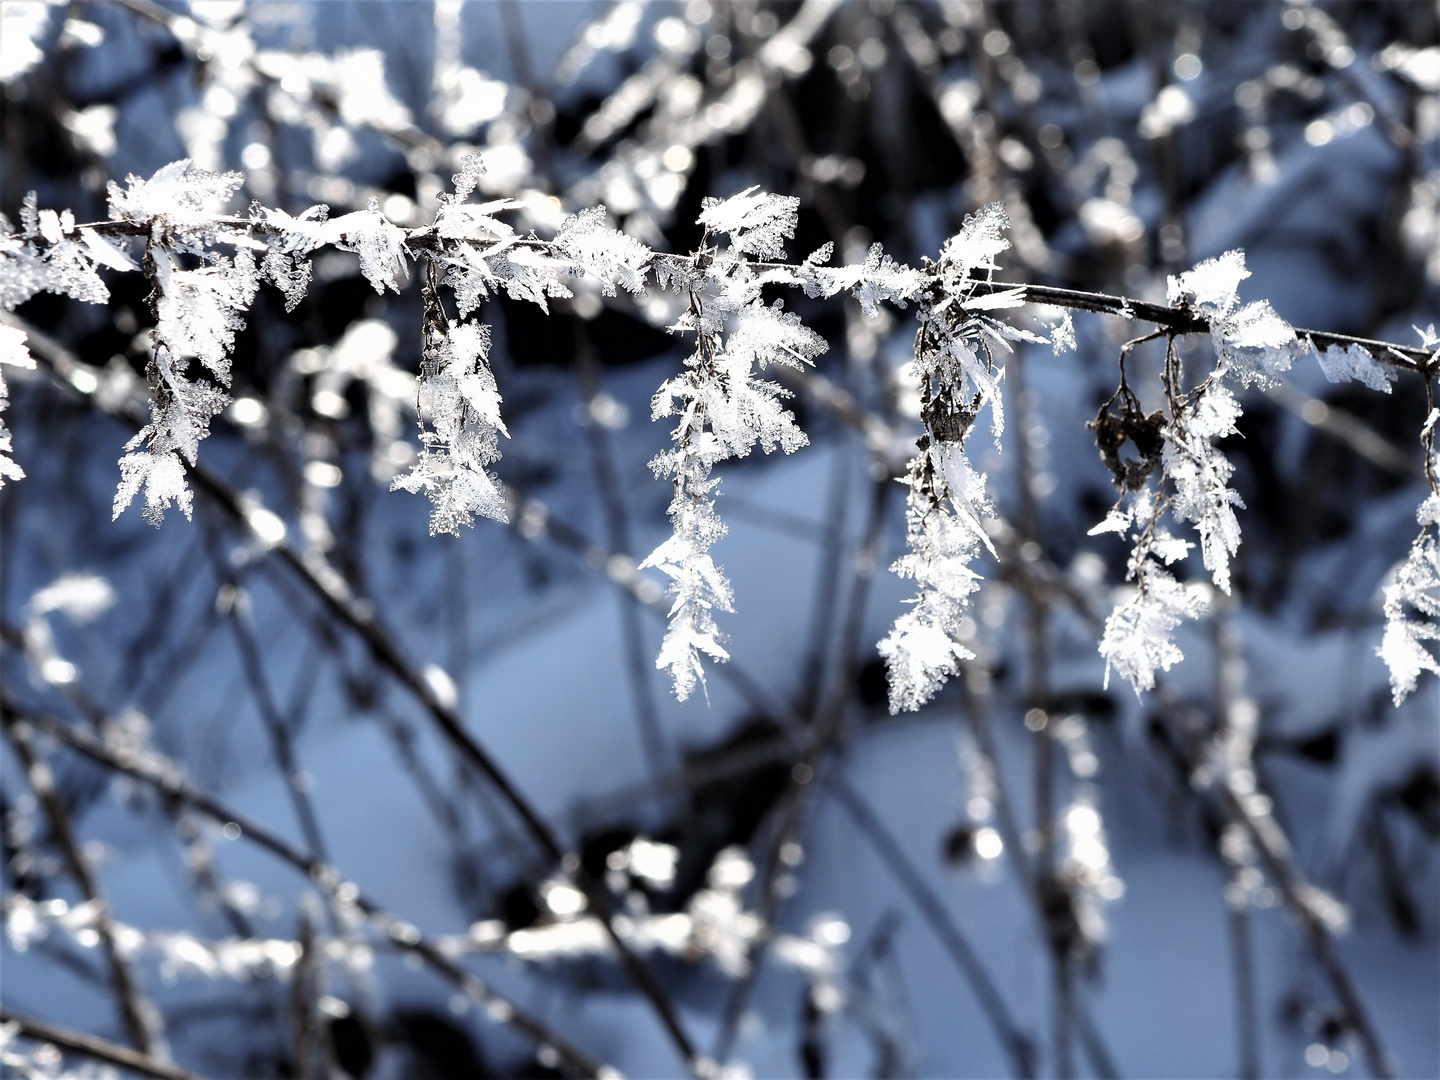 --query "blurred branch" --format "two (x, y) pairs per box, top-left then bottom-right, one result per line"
(0, 693), (614, 1080)
(1, 713), (165, 1060)
(7, 315), (703, 1073)
(0, 1009), (201, 1080)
